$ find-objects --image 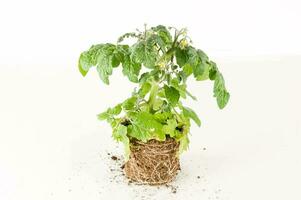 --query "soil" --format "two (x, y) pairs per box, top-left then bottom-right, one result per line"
(111, 156), (118, 161)
(124, 137), (180, 185)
